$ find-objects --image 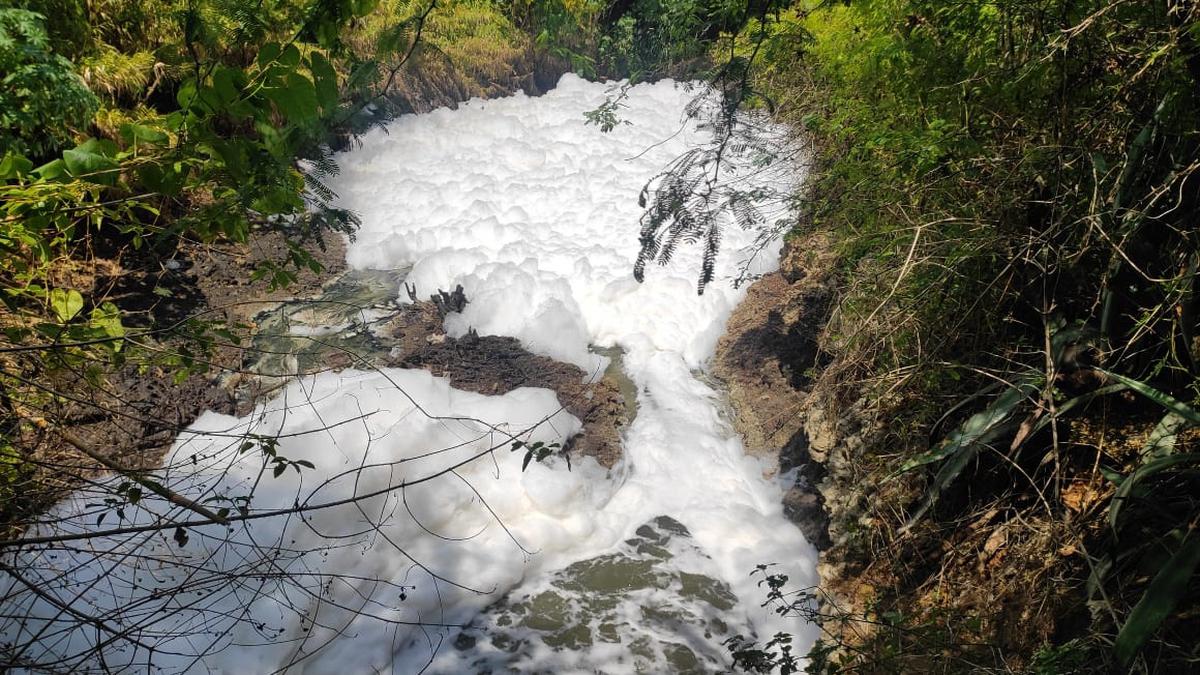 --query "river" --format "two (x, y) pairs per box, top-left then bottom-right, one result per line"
(1, 74), (816, 673)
